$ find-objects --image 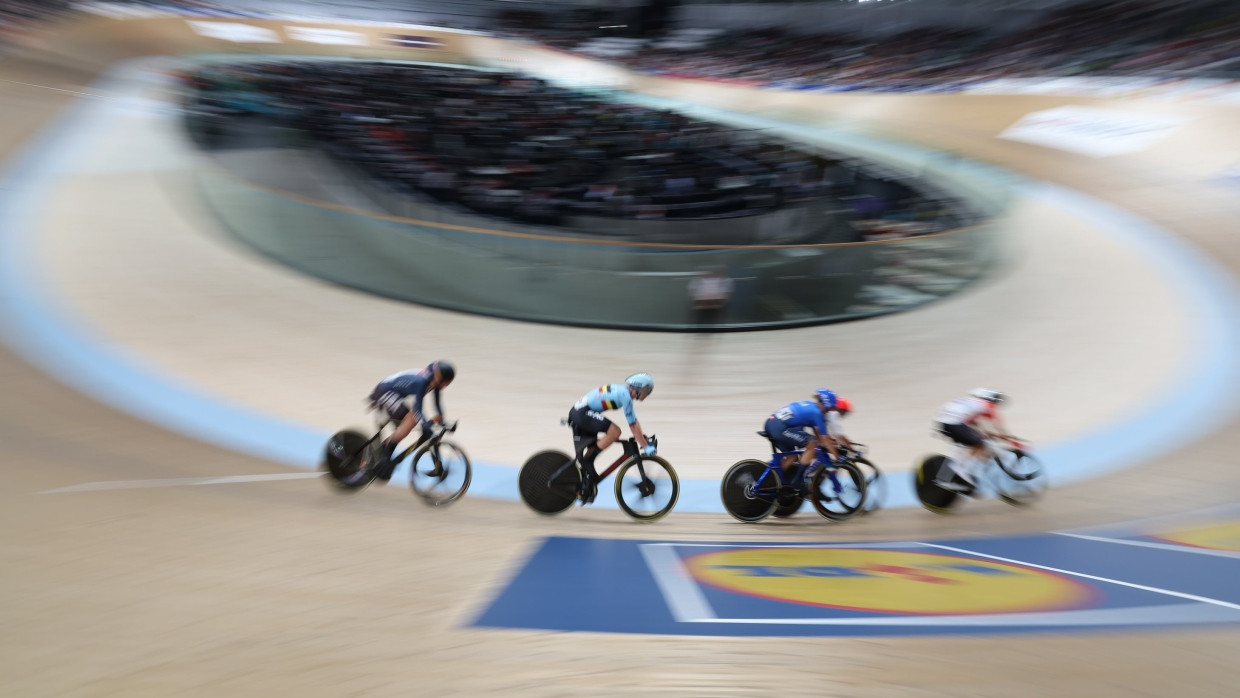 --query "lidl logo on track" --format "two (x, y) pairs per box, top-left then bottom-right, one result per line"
(1152, 521), (1240, 552)
(684, 547), (1093, 615)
